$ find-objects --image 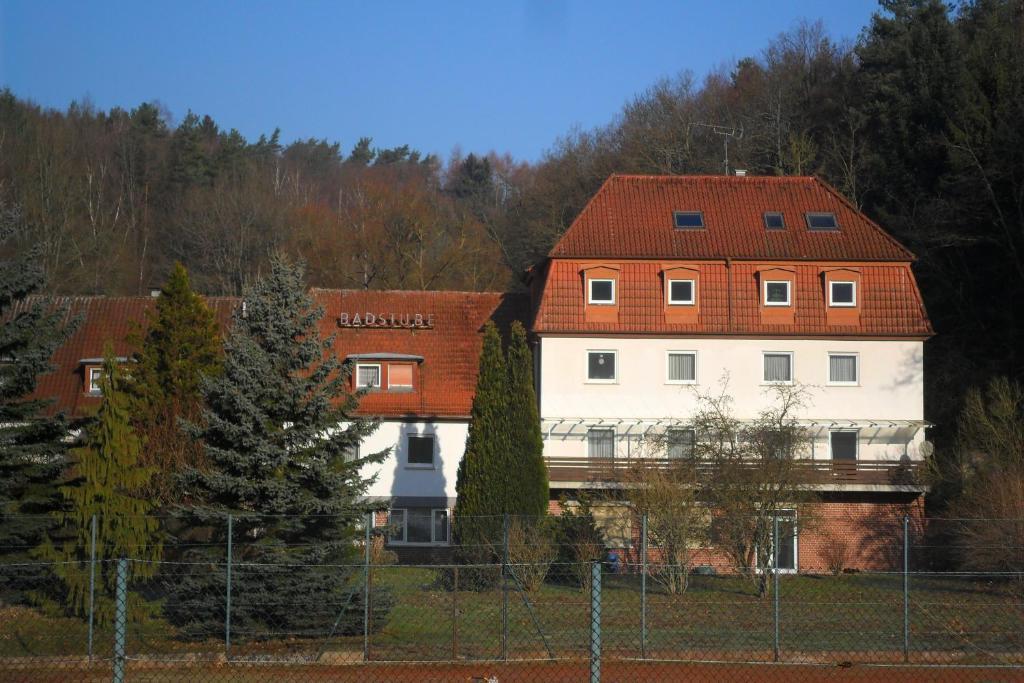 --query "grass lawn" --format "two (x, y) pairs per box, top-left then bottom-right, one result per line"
(1, 565), (1021, 669)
